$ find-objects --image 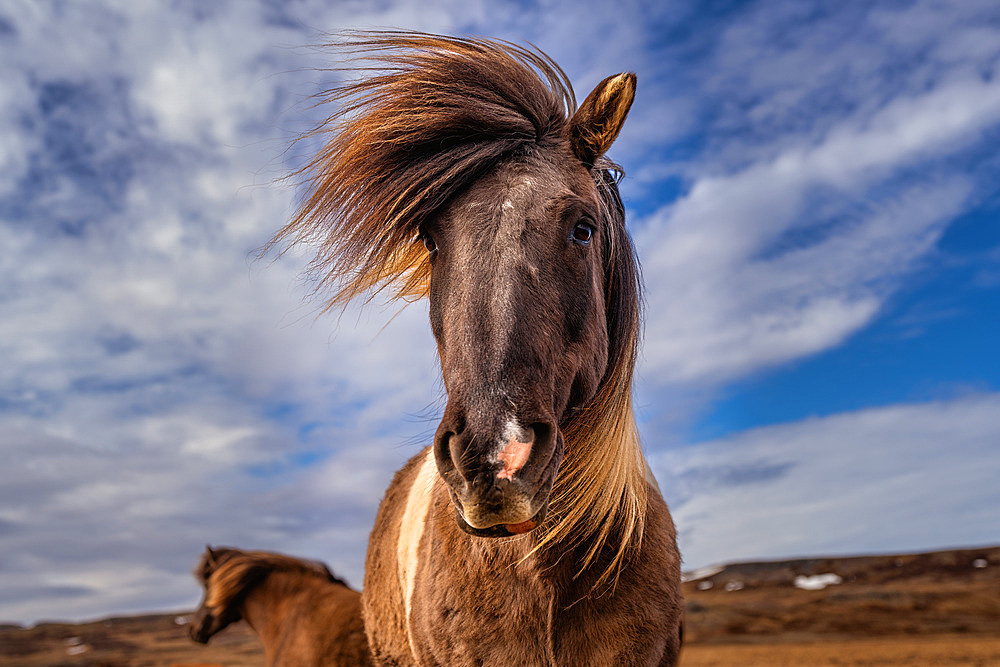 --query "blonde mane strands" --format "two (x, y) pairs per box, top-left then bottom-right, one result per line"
(271, 32), (648, 589)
